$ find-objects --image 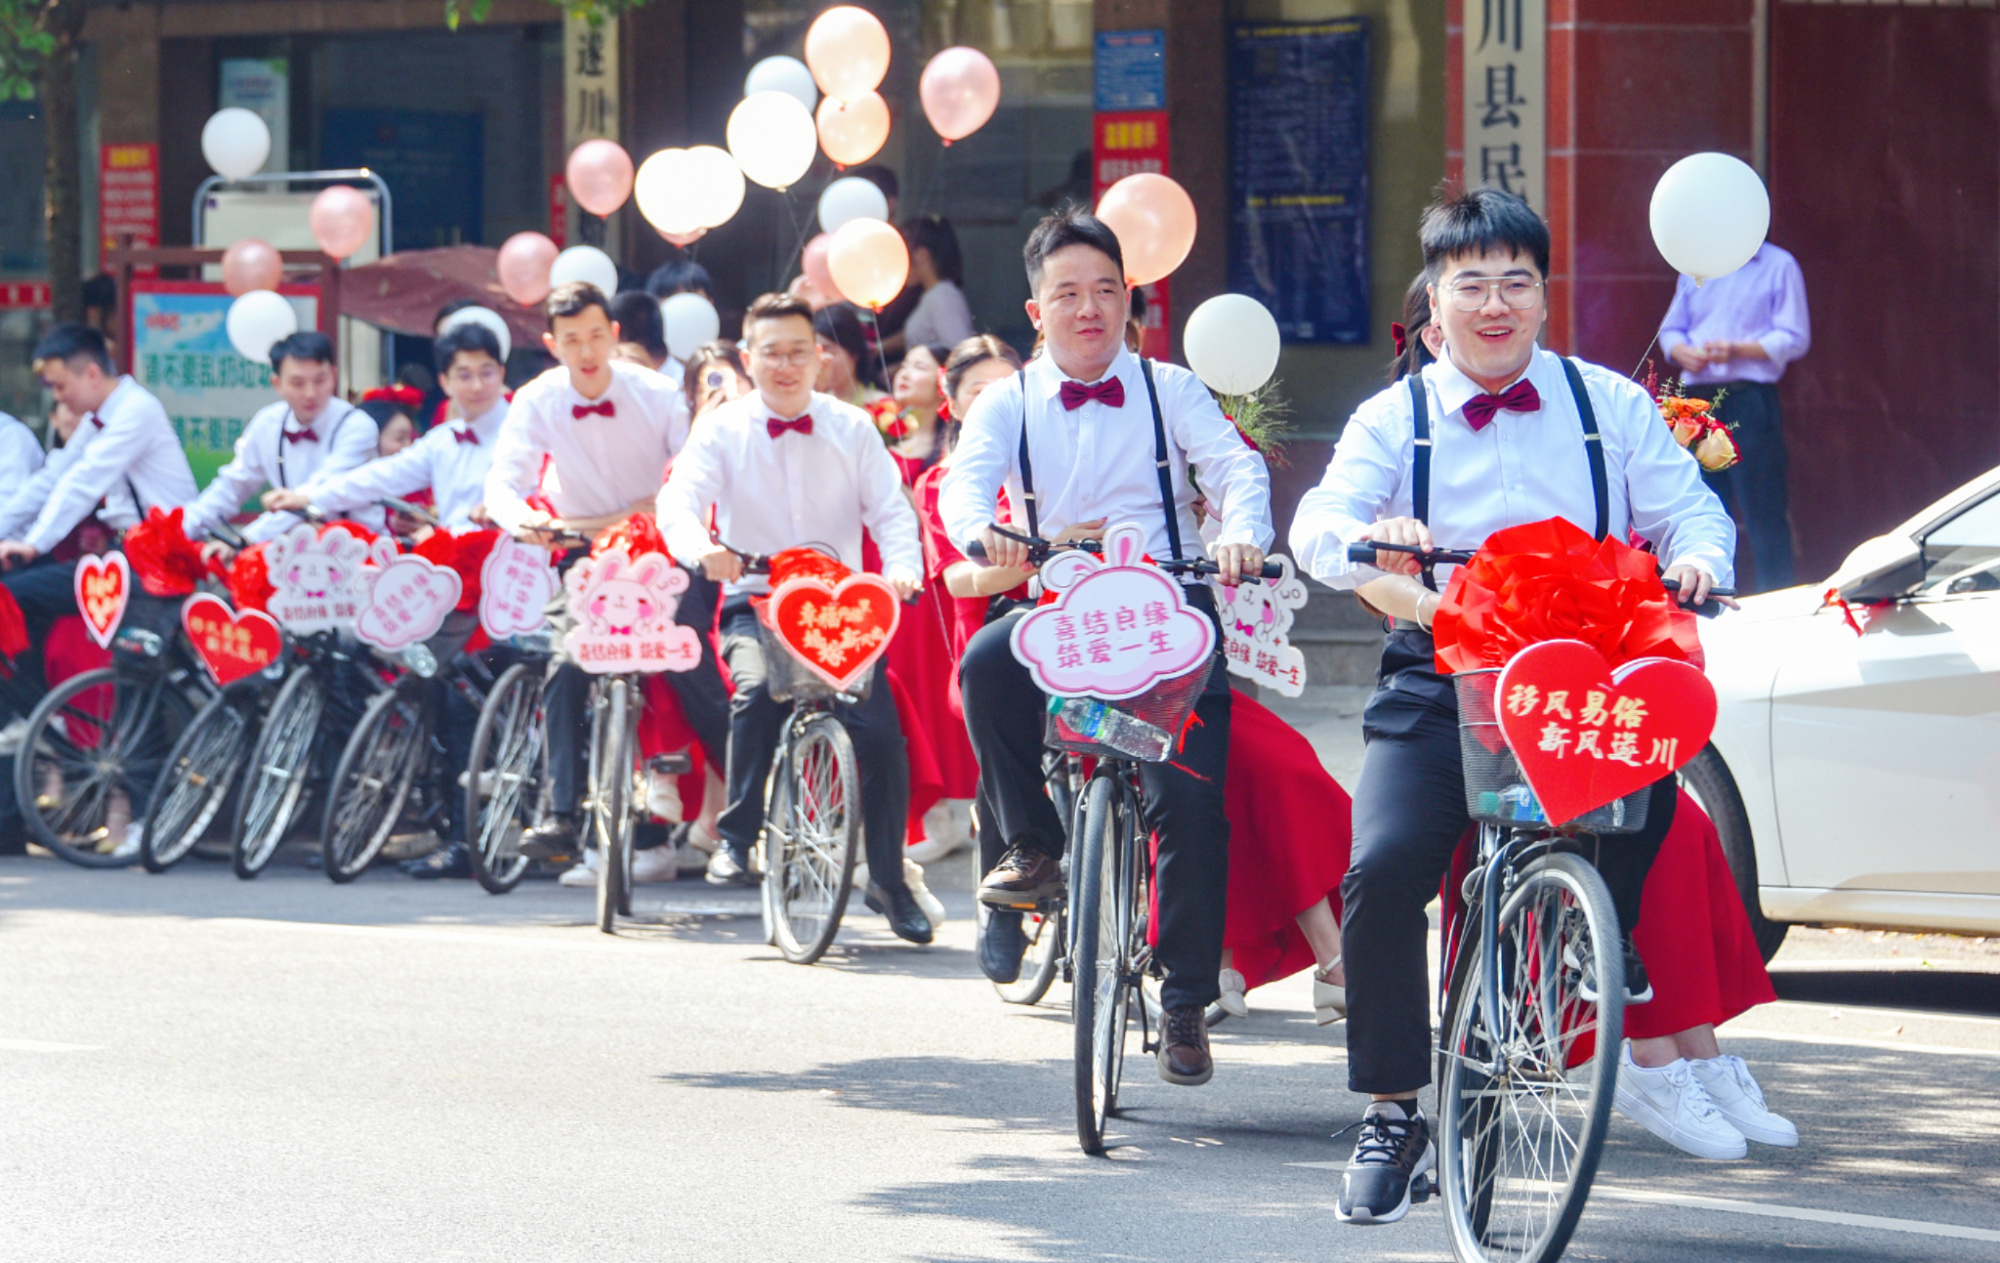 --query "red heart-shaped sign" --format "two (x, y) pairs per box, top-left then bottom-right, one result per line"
(74, 552), (130, 649)
(767, 573), (901, 692)
(181, 594), (283, 686)
(1494, 639), (1717, 825)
